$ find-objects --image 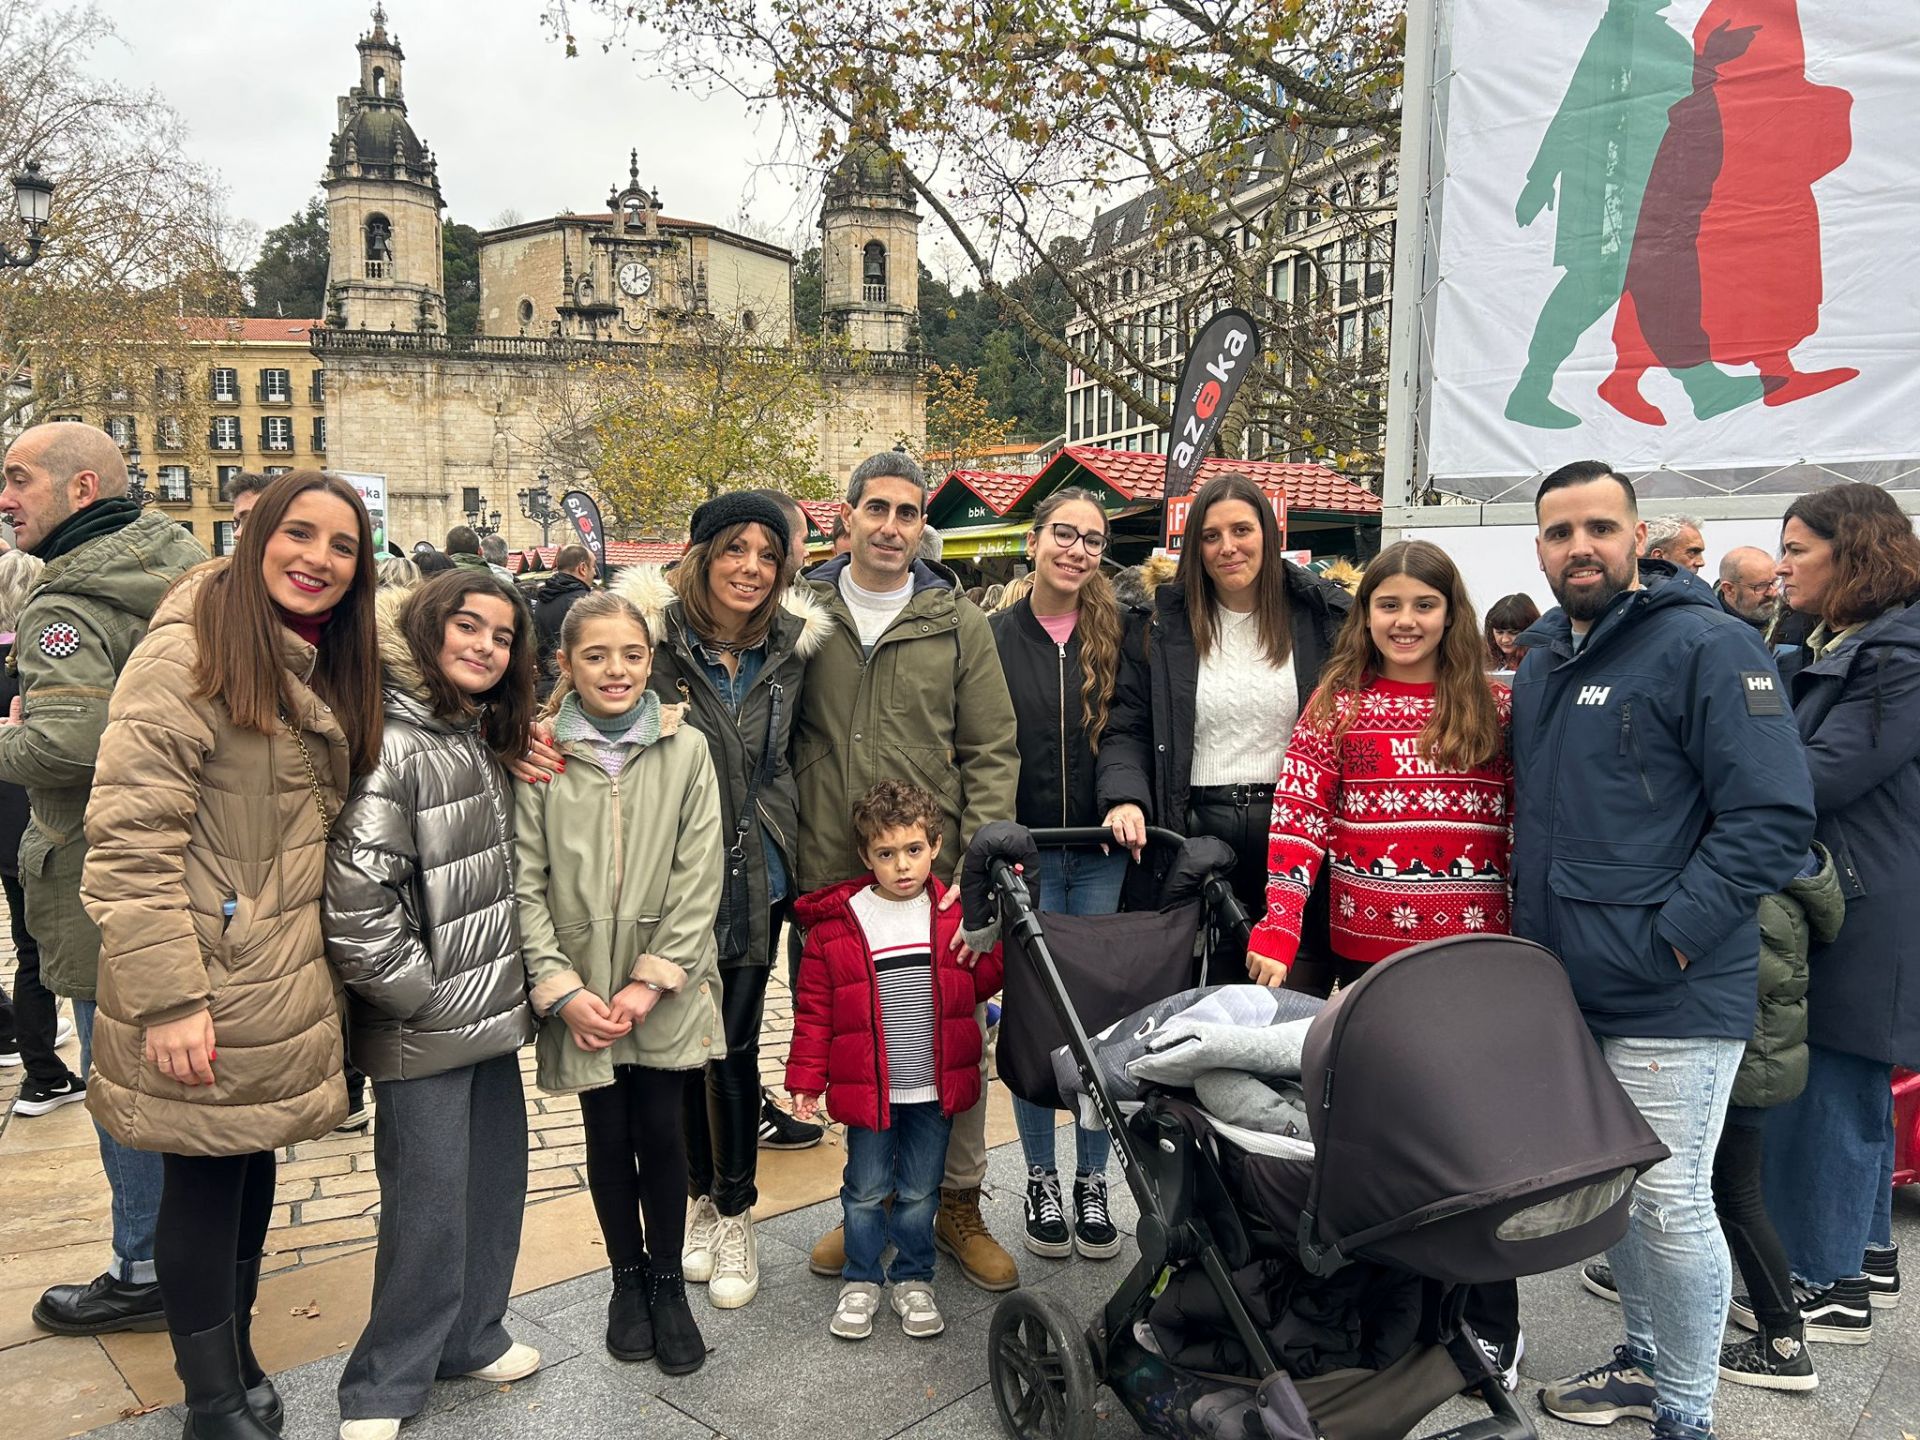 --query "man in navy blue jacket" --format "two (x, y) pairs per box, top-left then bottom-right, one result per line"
(1512, 462), (1815, 1440)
